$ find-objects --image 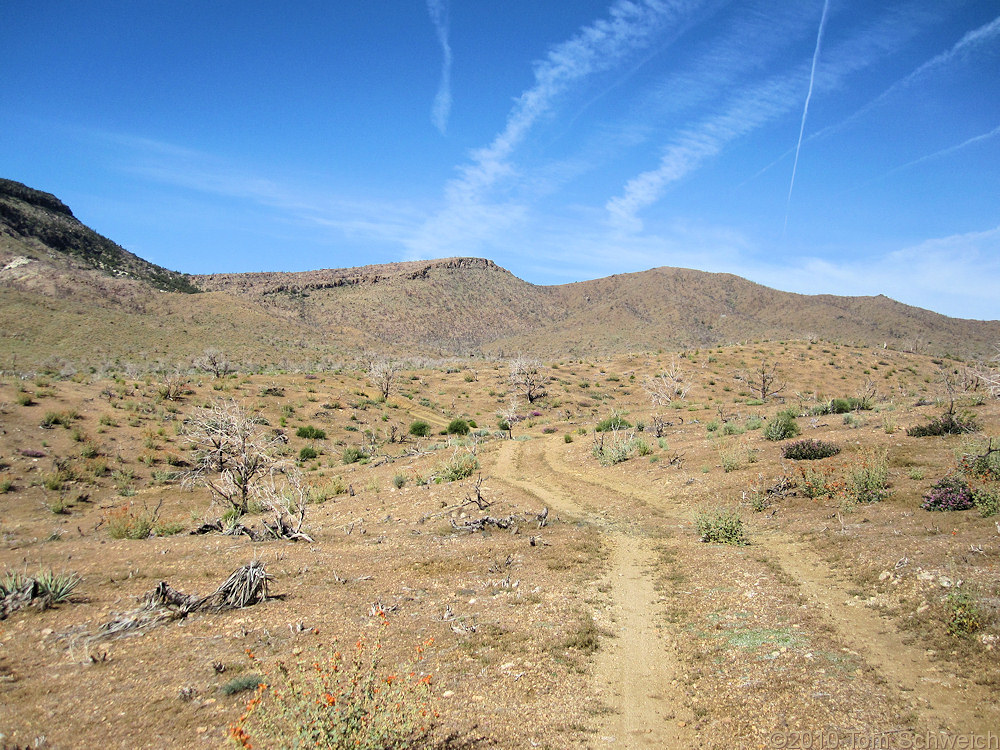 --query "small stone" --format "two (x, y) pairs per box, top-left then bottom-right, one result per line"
(678, 721), (687, 728)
